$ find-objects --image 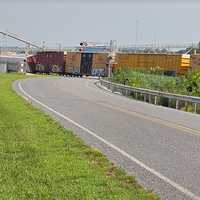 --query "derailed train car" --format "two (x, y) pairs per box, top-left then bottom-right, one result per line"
(28, 51), (109, 76)
(64, 52), (82, 76)
(27, 51), (65, 74)
(64, 52), (191, 76)
(64, 52), (108, 76)
(27, 51), (191, 76)
(115, 53), (191, 75)
(190, 54), (200, 71)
